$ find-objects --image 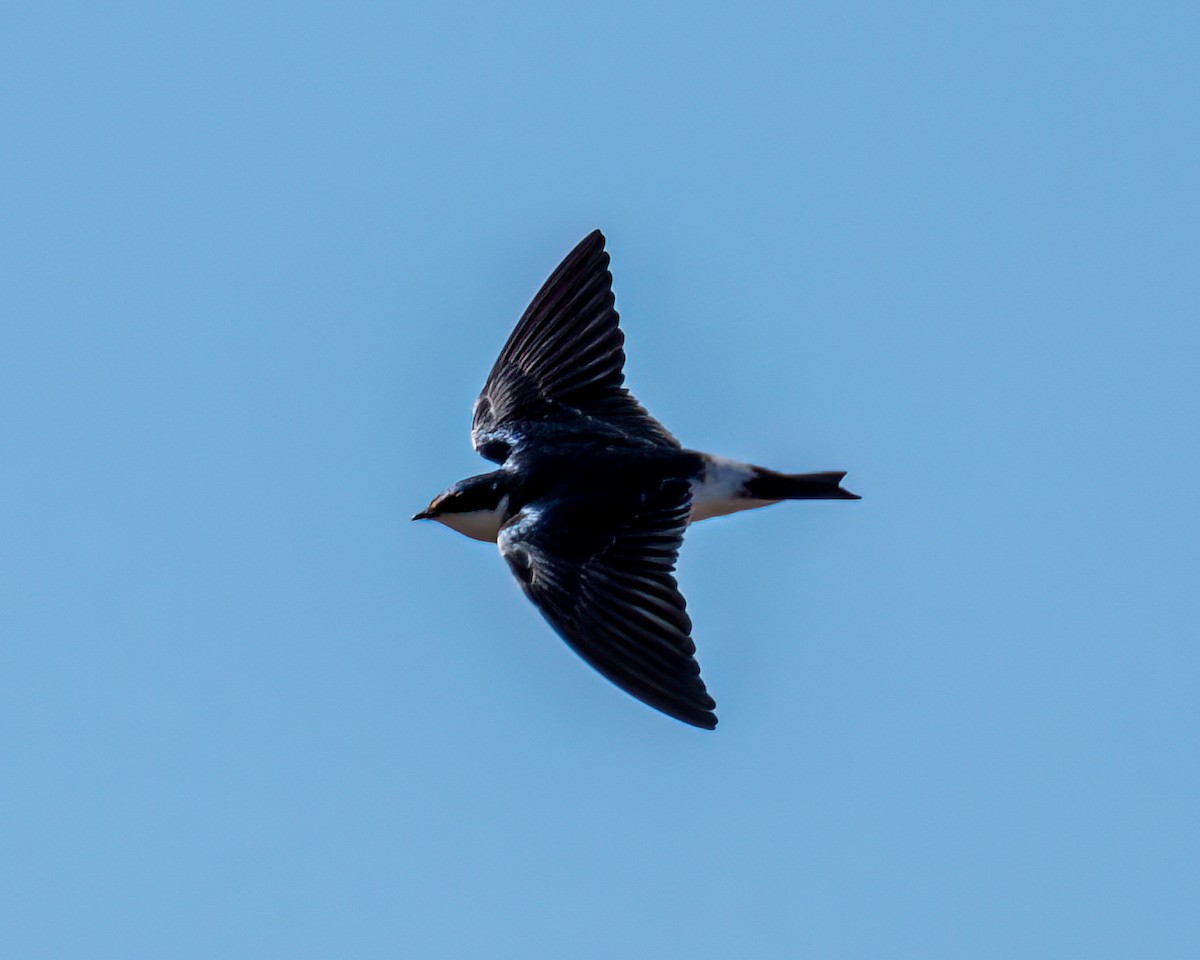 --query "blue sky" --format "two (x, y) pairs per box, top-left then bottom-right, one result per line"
(3, 3), (1197, 957)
